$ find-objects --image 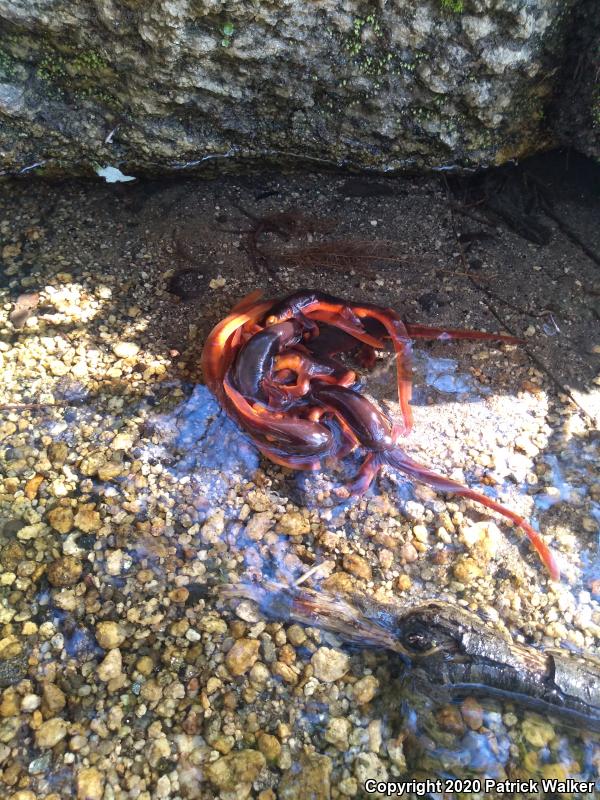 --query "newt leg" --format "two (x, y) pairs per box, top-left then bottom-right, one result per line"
(336, 452), (382, 498)
(384, 449), (559, 580)
(353, 307), (413, 437)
